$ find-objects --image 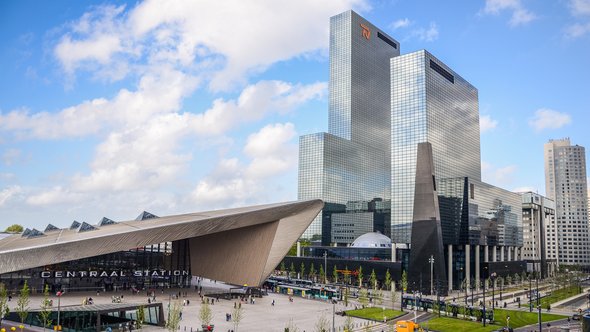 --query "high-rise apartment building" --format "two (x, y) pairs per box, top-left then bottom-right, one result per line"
(521, 192), (556, 277)
(544, 138), (589, 265)
(298, 10), (399, 245)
